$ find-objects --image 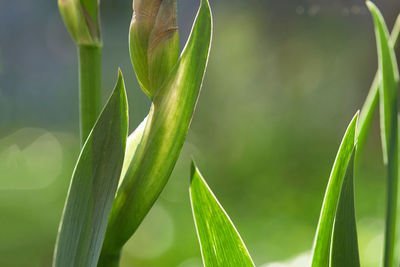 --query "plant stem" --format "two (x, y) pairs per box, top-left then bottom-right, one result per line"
(98, 251), (120, 267)
(384, 133), (399, 267)
(78, 44), (102, 146)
